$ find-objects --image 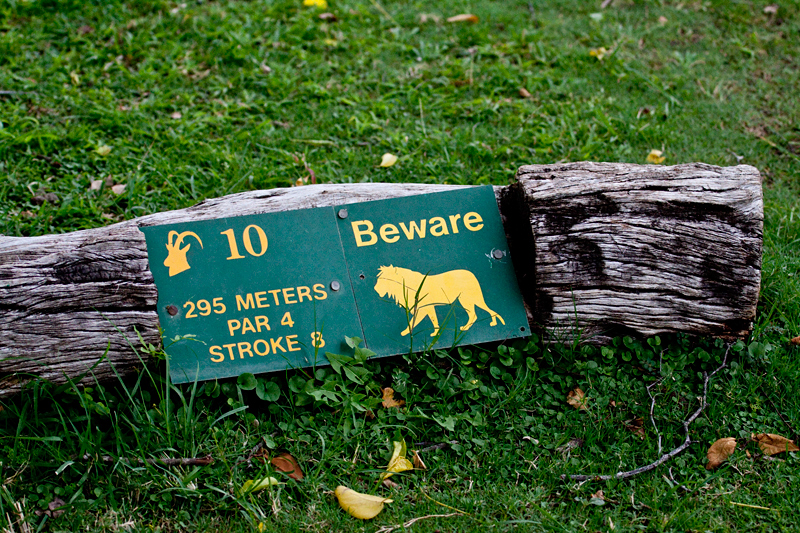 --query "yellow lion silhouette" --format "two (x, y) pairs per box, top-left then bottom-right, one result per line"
(374, 265), (505, 337)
